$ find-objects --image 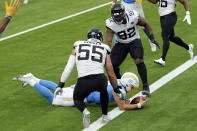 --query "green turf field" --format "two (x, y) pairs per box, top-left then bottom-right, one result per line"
(0, 0), (196, 131)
